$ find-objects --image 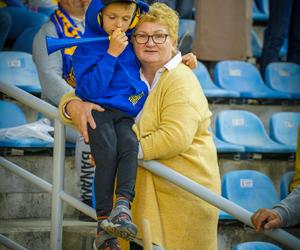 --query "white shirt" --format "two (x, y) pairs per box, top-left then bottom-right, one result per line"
(137, 52), (182, 159)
